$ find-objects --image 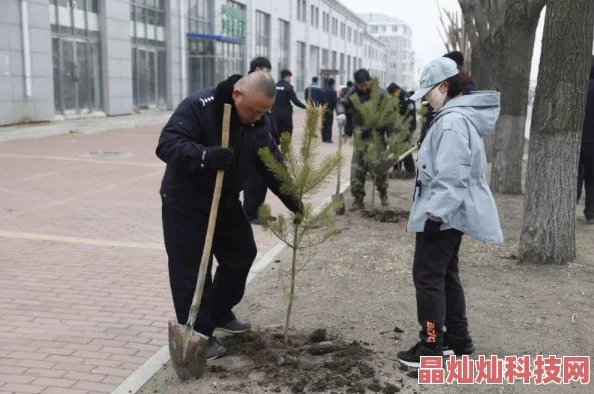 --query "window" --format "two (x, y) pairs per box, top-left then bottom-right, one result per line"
(347, 55), (351, 80)
(322, 49), (329, 67)
(347, 27), (352, 42)
(354, 30), (357, 44)
(371, 26), (378, 33)
(315, 7), (319, 27)
(322, 12), (327, 31)
(332, 18), (338, 36)
(381, 25), (386, 32)
(296, 41), (306, 91)
(302, 1), (307, 22)
(340, 22), (345, 39)
(255, 11), (270, 57)
(278, 19), (290, 71)
(311, 5), (315, 26)
(392, 25), (398, 32)
(339, 53), (344, 72)
(297, 0), (301, 20)
(331, 51), (337, 69)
